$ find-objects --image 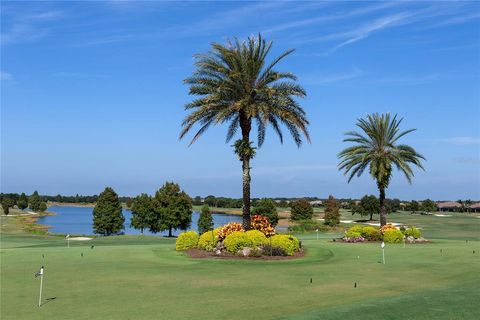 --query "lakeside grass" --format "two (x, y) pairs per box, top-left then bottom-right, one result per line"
(1, 211), (479, 319)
